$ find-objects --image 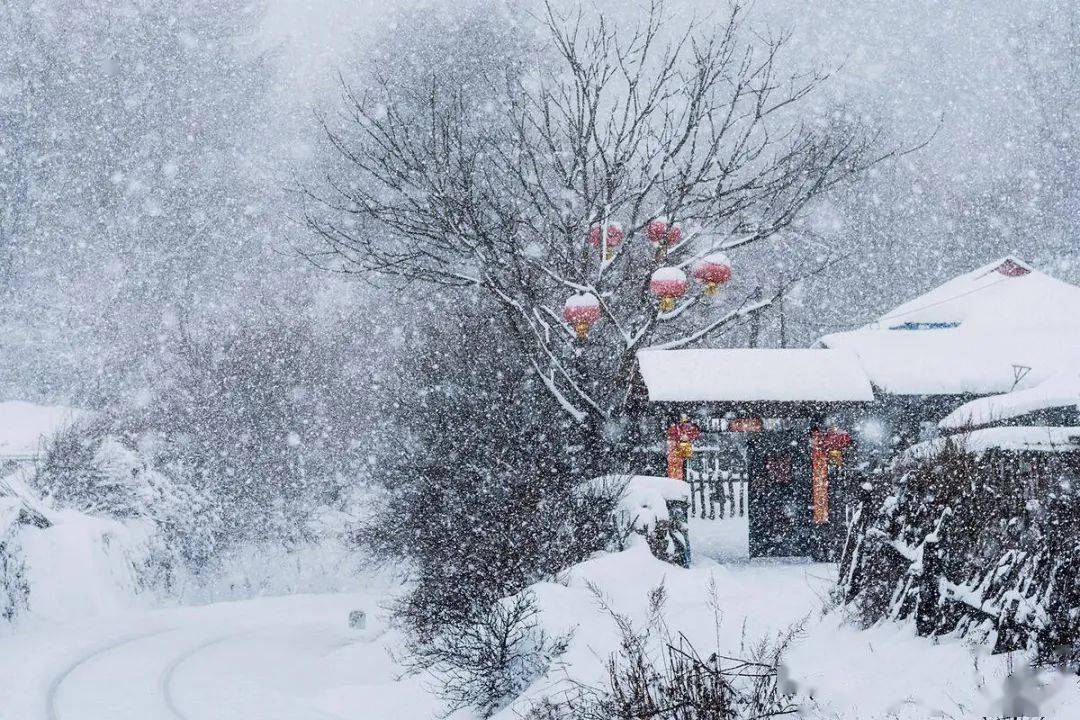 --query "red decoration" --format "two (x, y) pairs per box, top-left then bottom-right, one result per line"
(811, 427), (853, 524)
(692, 253), (732, 296)
(650, 267), (688, 312)
(726, 417), (763, 432)
(819, 428), (853, 452)
(563, 293), (601, 340)
(588, 223), (624, 260)
(666, 418), (701, 479)
(645, 218), (682, 249)
(995, 259), (1030, 277)
(666, 222), (682, 246)
(646, 218), (668, 245)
